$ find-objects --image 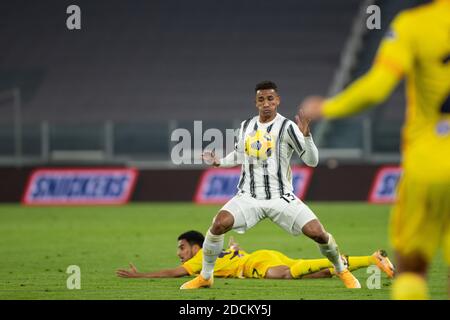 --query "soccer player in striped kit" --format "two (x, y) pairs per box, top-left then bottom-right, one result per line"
(180, 81), (360, 289)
